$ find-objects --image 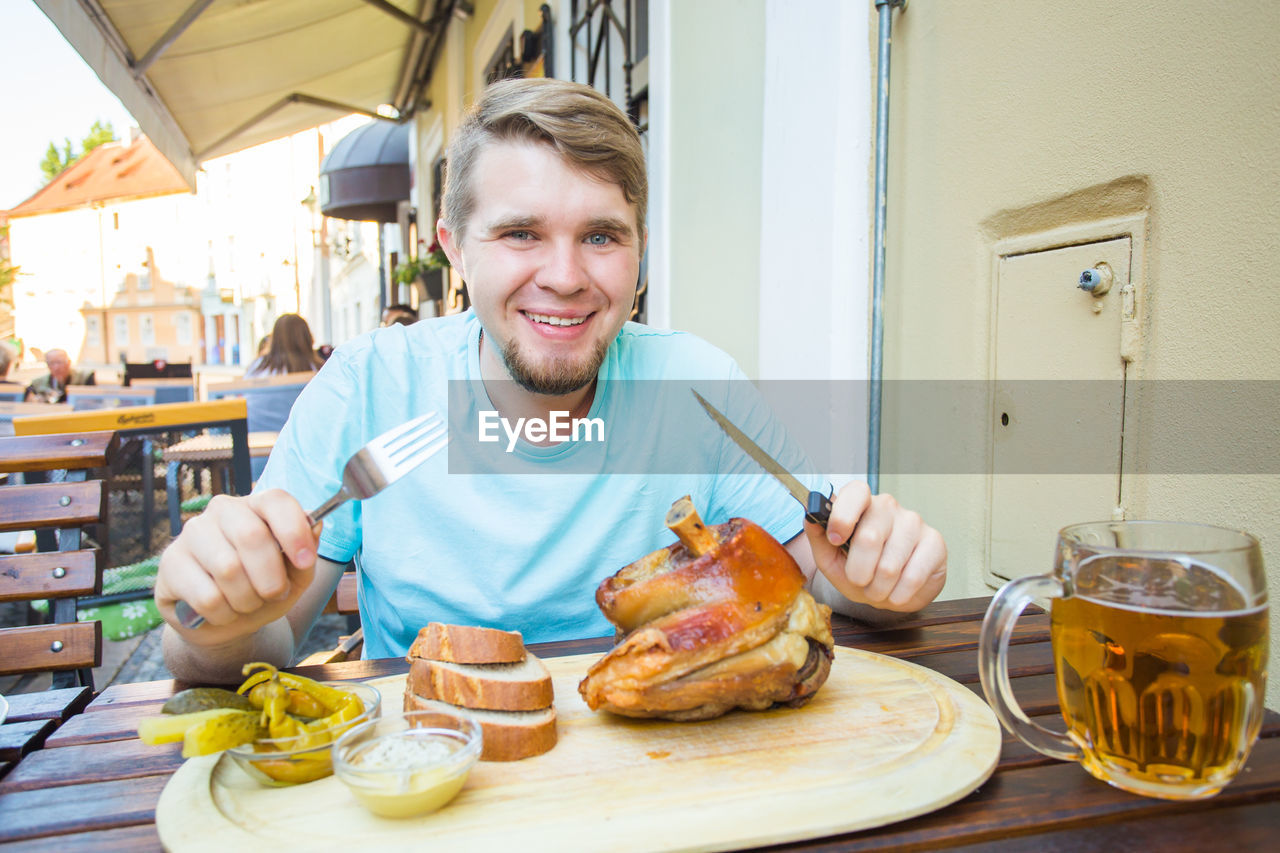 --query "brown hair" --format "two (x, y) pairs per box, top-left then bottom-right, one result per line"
(256, 314), (322, 374)
(441, 78), (647, 242)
